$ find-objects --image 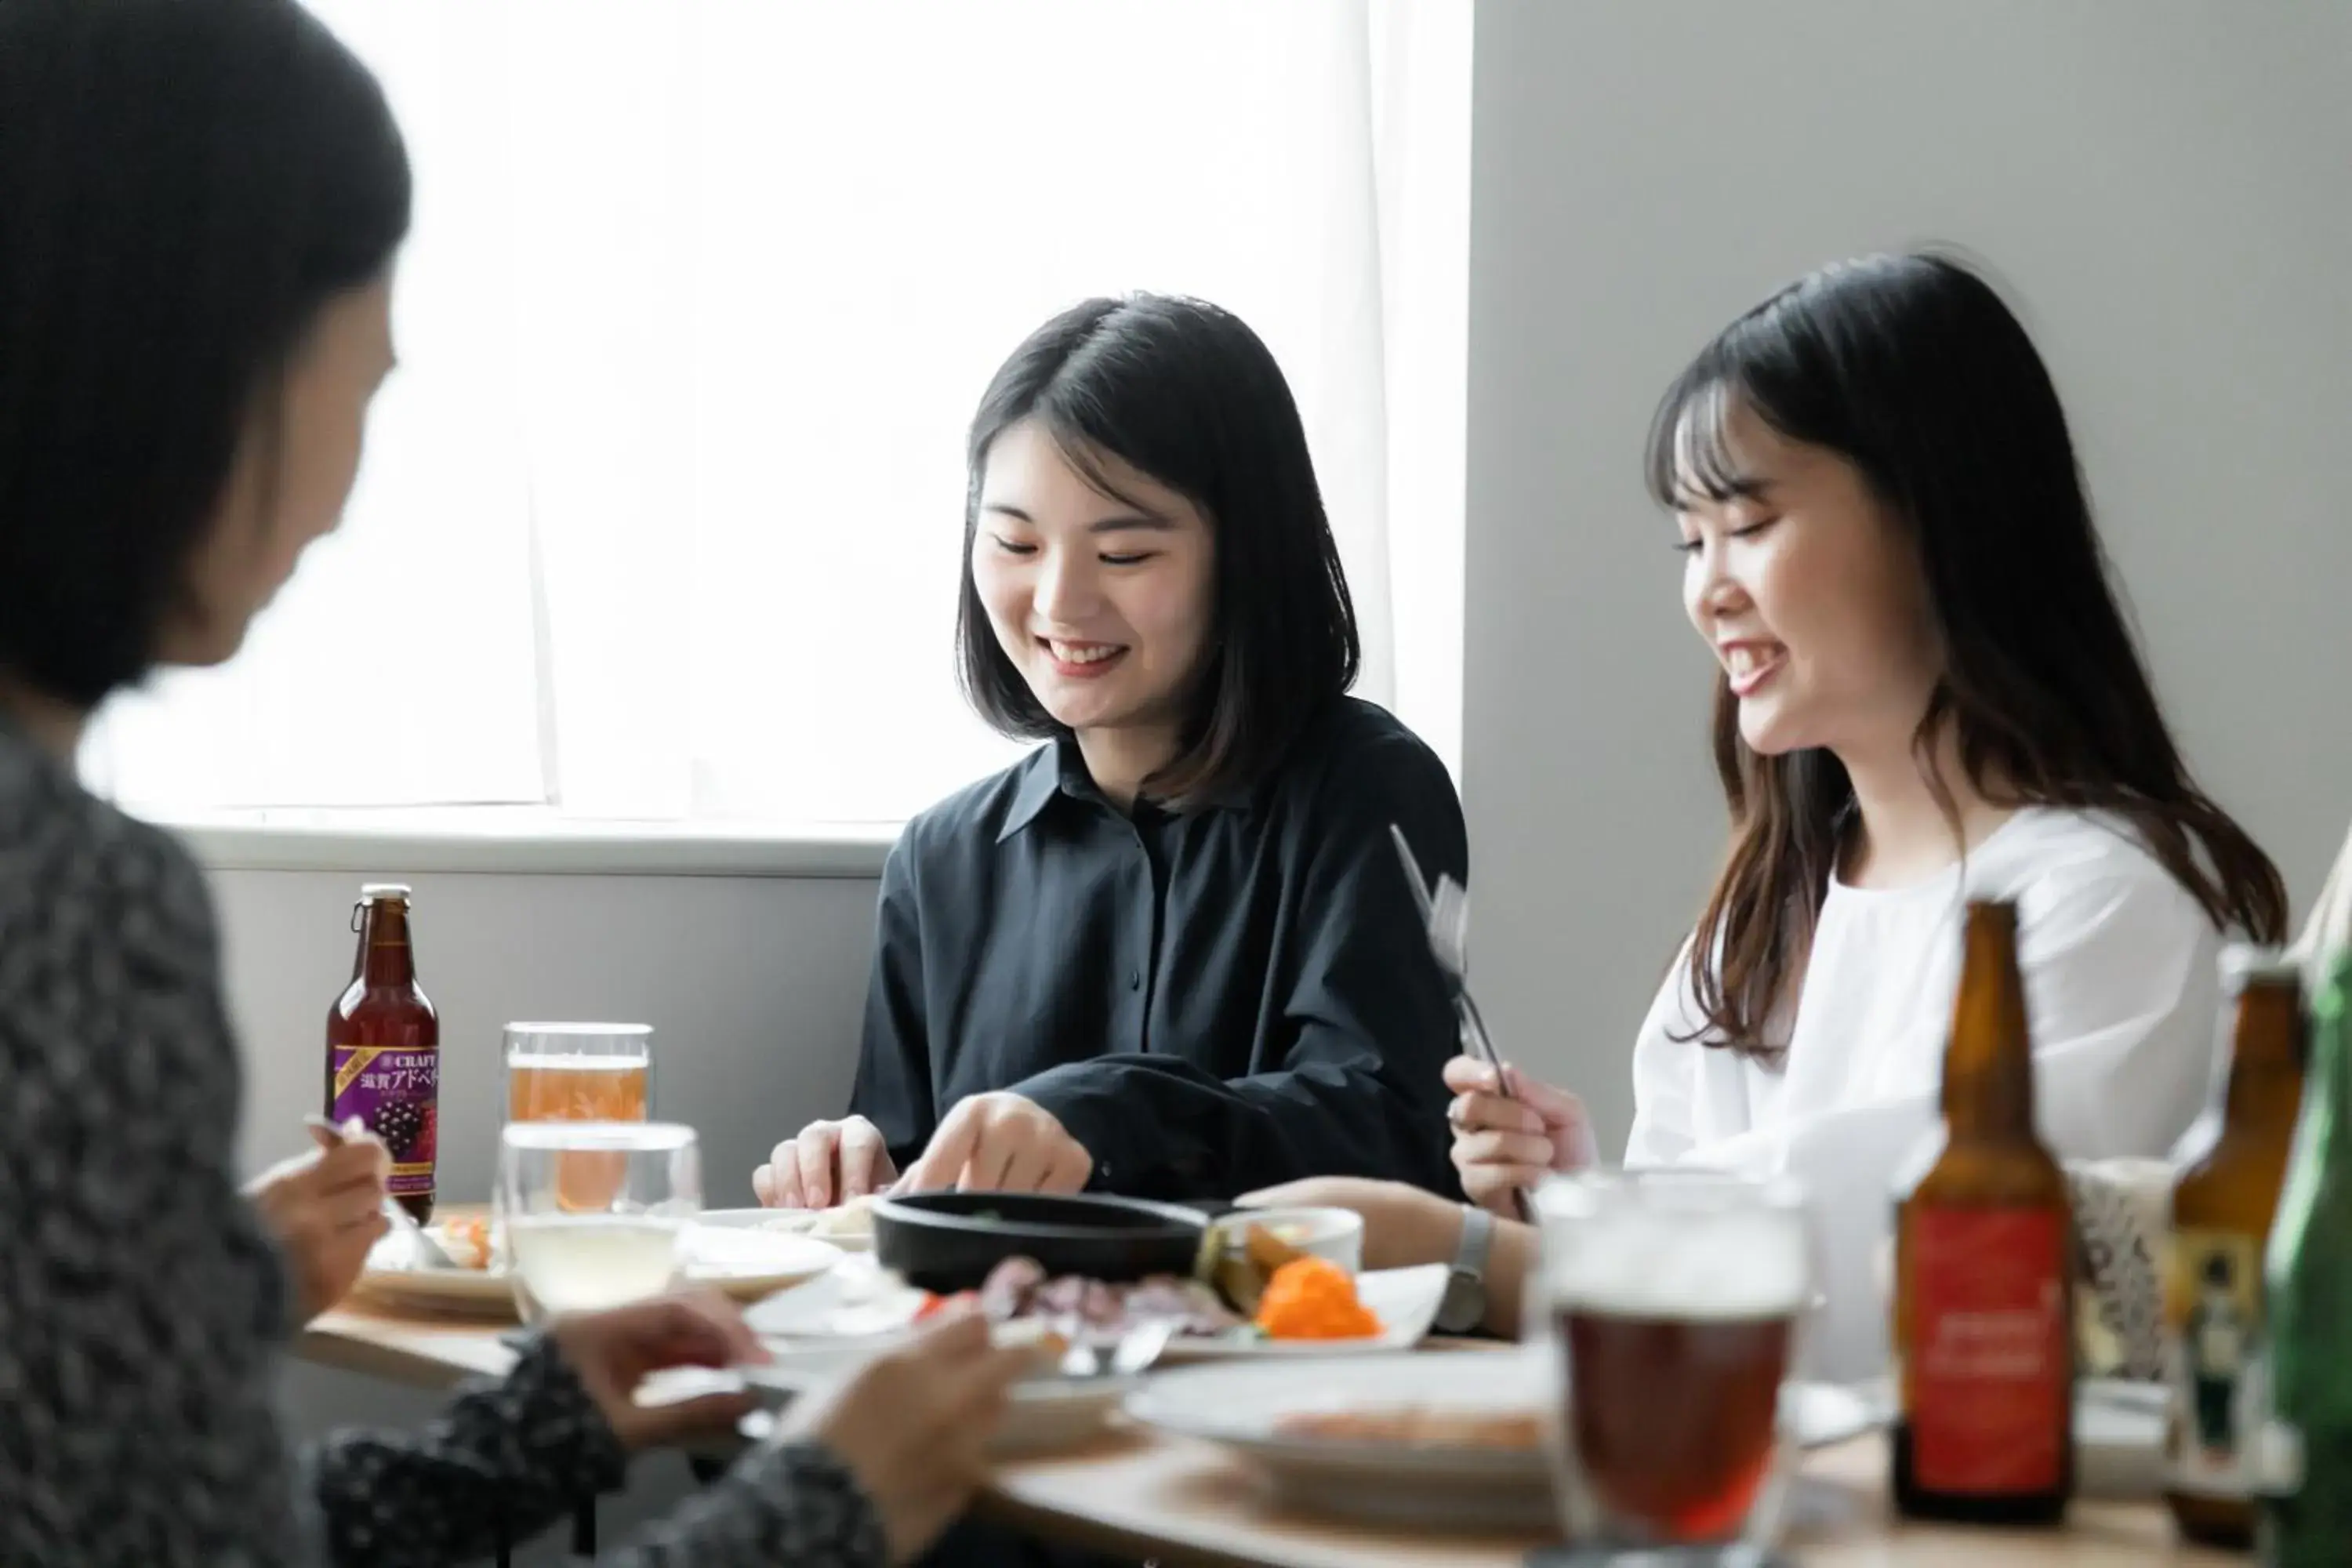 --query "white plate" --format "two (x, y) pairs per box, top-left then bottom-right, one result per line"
(702, 1205), (877, 1254)
(1784, 1381), (1878, 1450)
(354, 1223), (840, 1319)
(743, 1252), (934, 1341)
(742, 1341), (1134, 1457)
(1130, 1351), (1552, 1529)
(742, 1258), (1450, 1361)
(1158, 1264), (1450, 1361)
(1126, 1351), (1885, 1530)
